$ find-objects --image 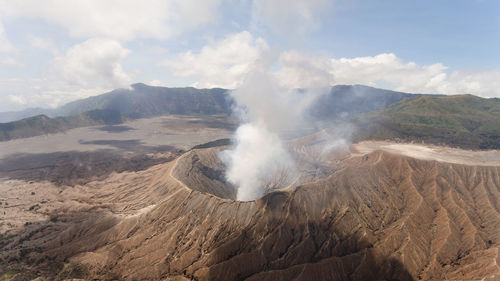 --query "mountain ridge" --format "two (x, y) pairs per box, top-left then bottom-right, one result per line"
(355, 94), (500, 149)
(0, 109), (123, 141)
(0, 84), (423, 142)
(0, 84), (418, 123)
(3, 84), (499, 151)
